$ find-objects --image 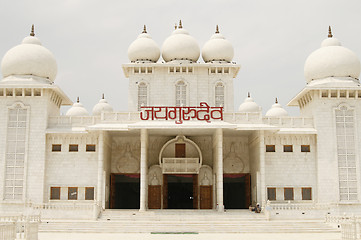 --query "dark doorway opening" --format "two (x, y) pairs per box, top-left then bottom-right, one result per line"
(110, 174), (140, 209)
(164, 174), (197, 209)
(223, 174), (250, 209)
